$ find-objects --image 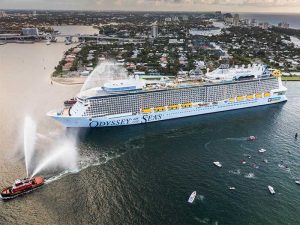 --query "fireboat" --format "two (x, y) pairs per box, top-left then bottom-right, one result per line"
(1, 176), (44, 200)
